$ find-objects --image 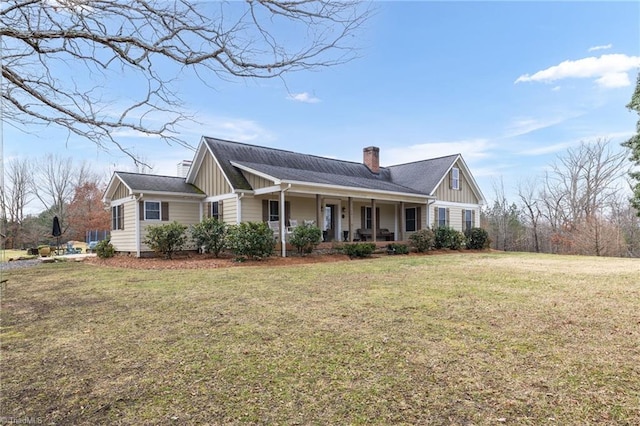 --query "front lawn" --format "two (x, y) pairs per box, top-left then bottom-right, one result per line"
(1, 252), (638, 424)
